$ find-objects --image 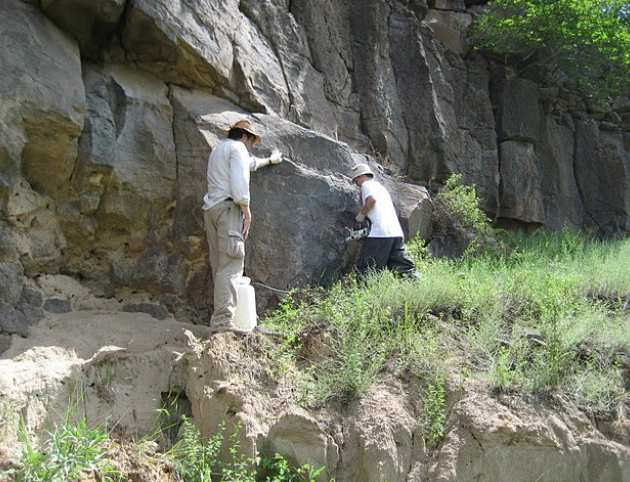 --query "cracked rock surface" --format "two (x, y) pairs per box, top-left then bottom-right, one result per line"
(1, 0), (628, 326)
